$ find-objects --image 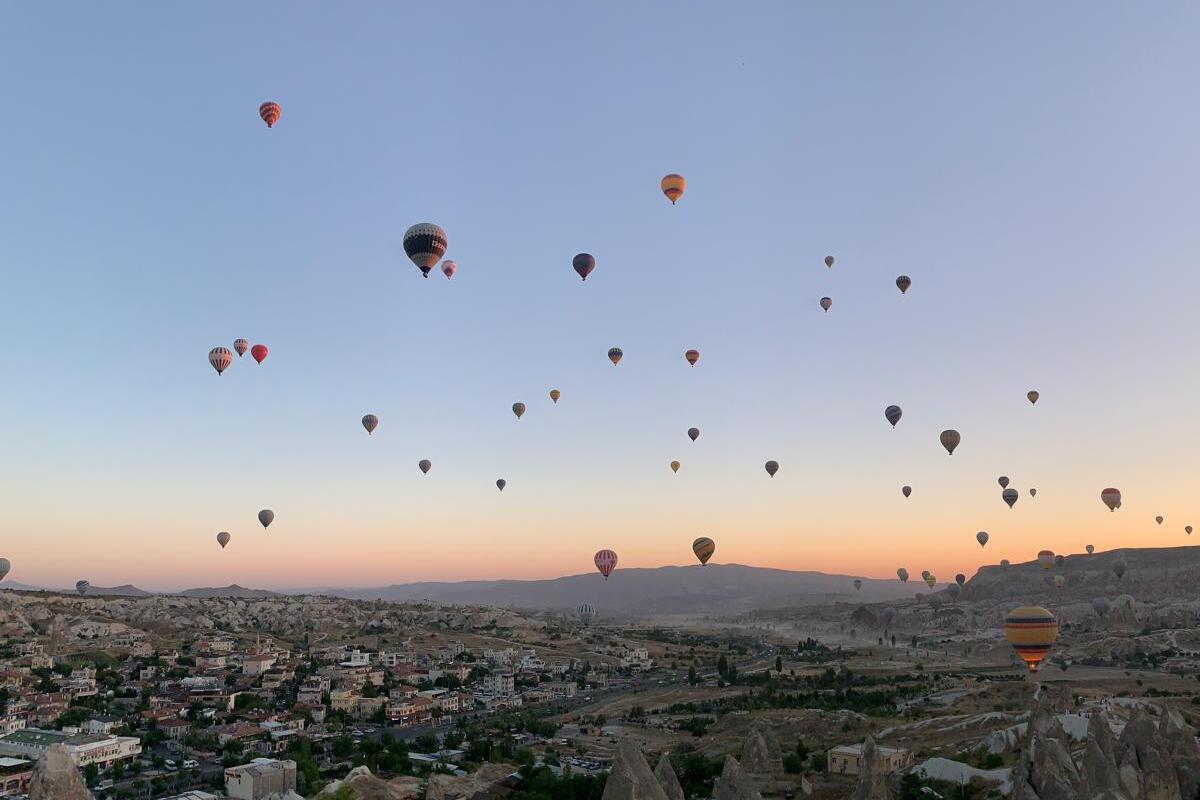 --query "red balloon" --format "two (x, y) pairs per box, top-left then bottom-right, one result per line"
(259, 101), (281, 128)
(594, 549), (618, 580)
(251, 344), (269, 364)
